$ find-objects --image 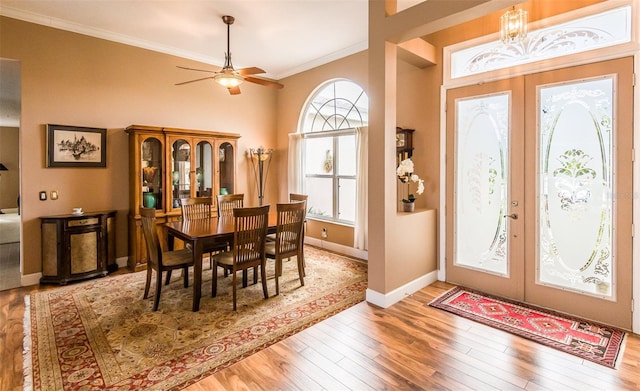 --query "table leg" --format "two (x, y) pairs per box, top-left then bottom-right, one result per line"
(192, 240), (203, 311)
